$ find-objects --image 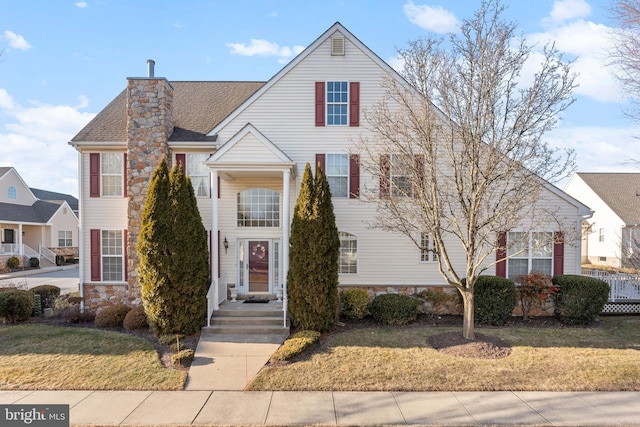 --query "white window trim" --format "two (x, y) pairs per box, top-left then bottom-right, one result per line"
(420, 233), (436, 263)
(101, 152), (124, 197)
(186, 153), (211, 198)
(101, 229), (124, 283)
(58, 230), (73, 247)
(338, 231), (358, 275)
(326, 153), (349, 198)
(7, 186), (16, 200)
(326, 80), (349, 126)
(390, 153), (413, 198)
(506, 231), (554, 282)
(237, 188), (281, 228)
